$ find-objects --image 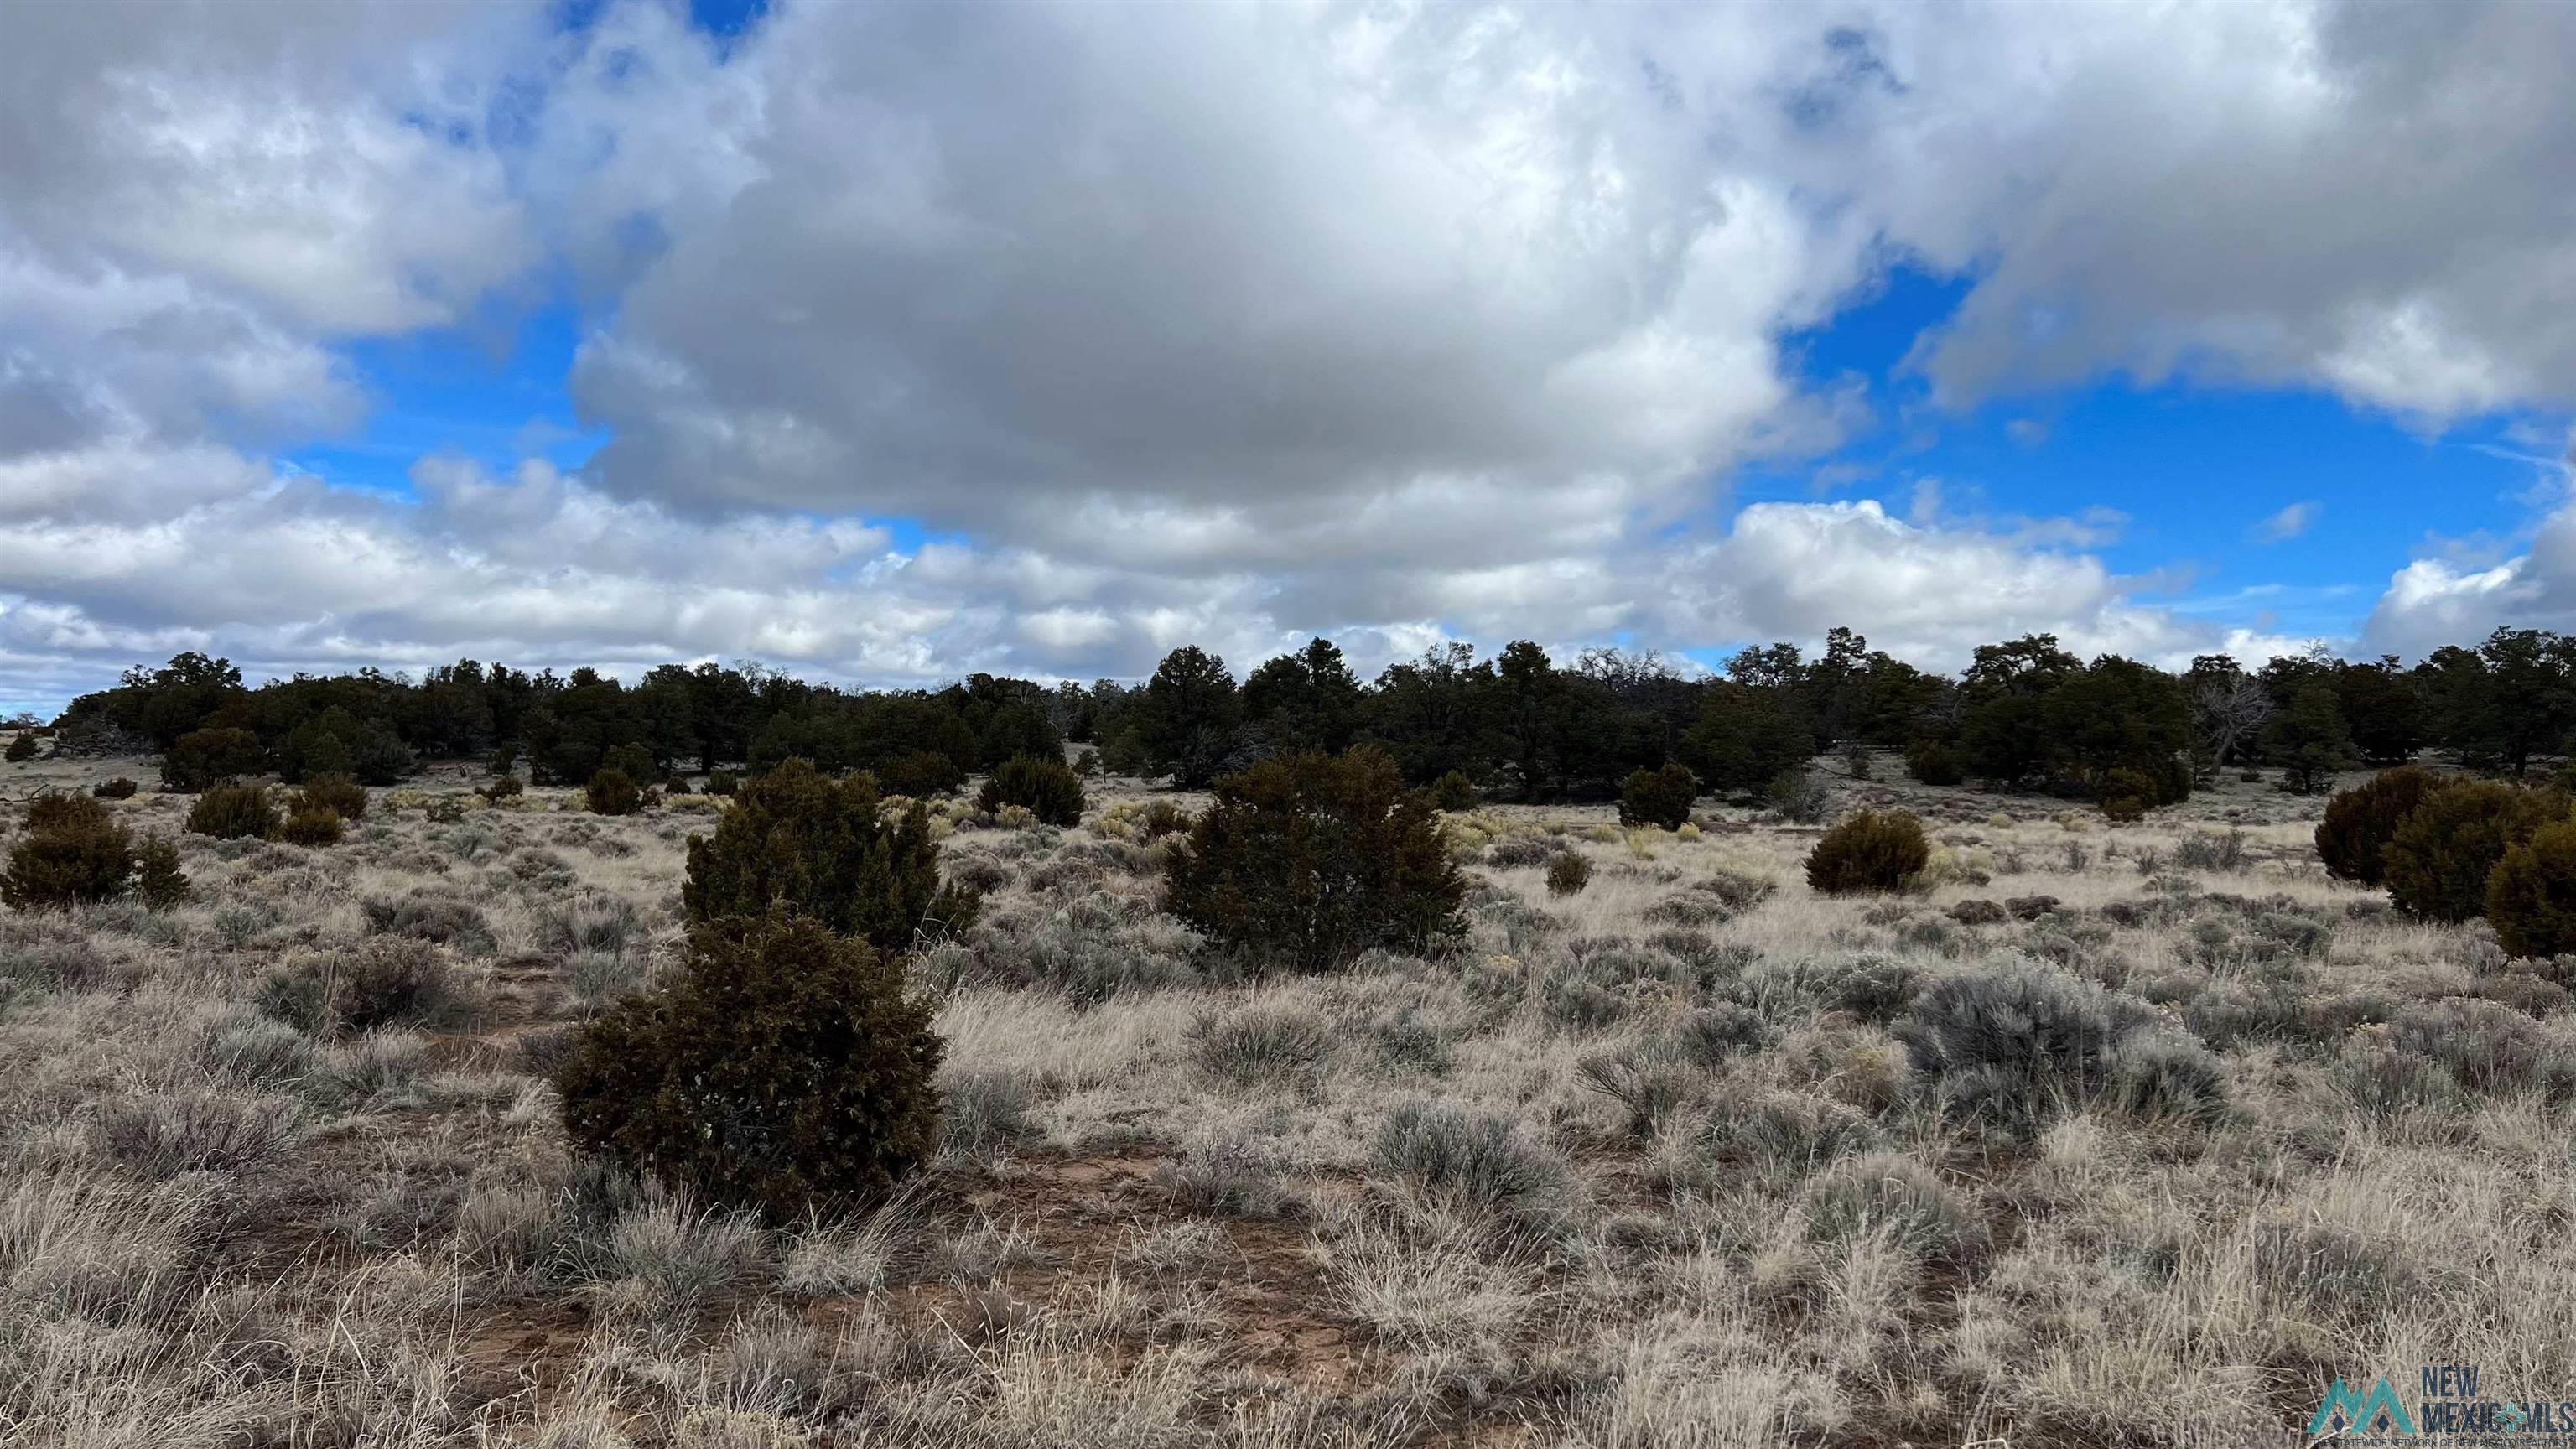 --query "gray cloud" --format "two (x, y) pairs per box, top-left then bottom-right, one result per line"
(3, 0), (2572, 712)
(1835, 0), (2576, 417)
